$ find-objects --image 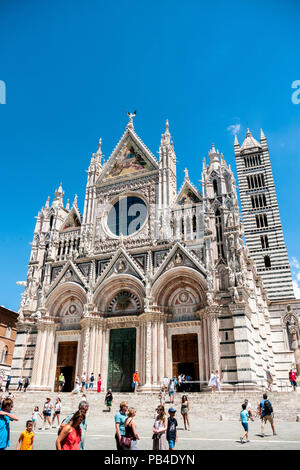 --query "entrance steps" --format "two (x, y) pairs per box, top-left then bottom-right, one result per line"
(5, 390), (300, 422)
